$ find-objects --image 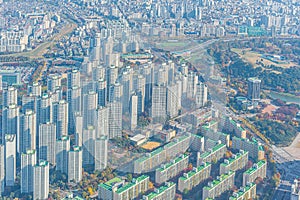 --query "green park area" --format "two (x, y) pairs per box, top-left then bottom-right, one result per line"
(231, 48), (295, 69)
